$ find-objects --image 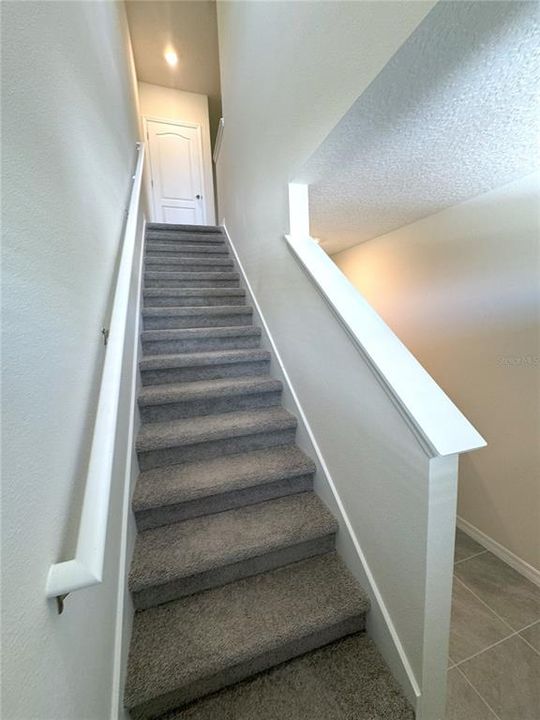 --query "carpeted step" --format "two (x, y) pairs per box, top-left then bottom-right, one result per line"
(138, 376), (283, 422)
(133, 446), (316, 530)
(129, 492), (338, 609)
(140, 348), (270, 385)
(145, 243), (229, 256)
(143, 306), (253, 331)
(145, 256), (234, 273)
(141, 326), (262, 355)
(136, 407), (298, 471)
(147, 223), (224, 234)
(144, 271), (240, 289)
(143, 288), (246, 308)
(161, 634), (414, 720)
(124, 553), (369, 719)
